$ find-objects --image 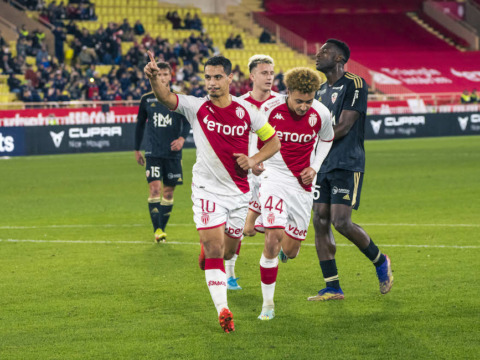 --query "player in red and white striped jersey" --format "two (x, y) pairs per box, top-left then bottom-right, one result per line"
(145, 52), (280, 332)
(224, 54), (281, 291)
(256, 68), (334, 320)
